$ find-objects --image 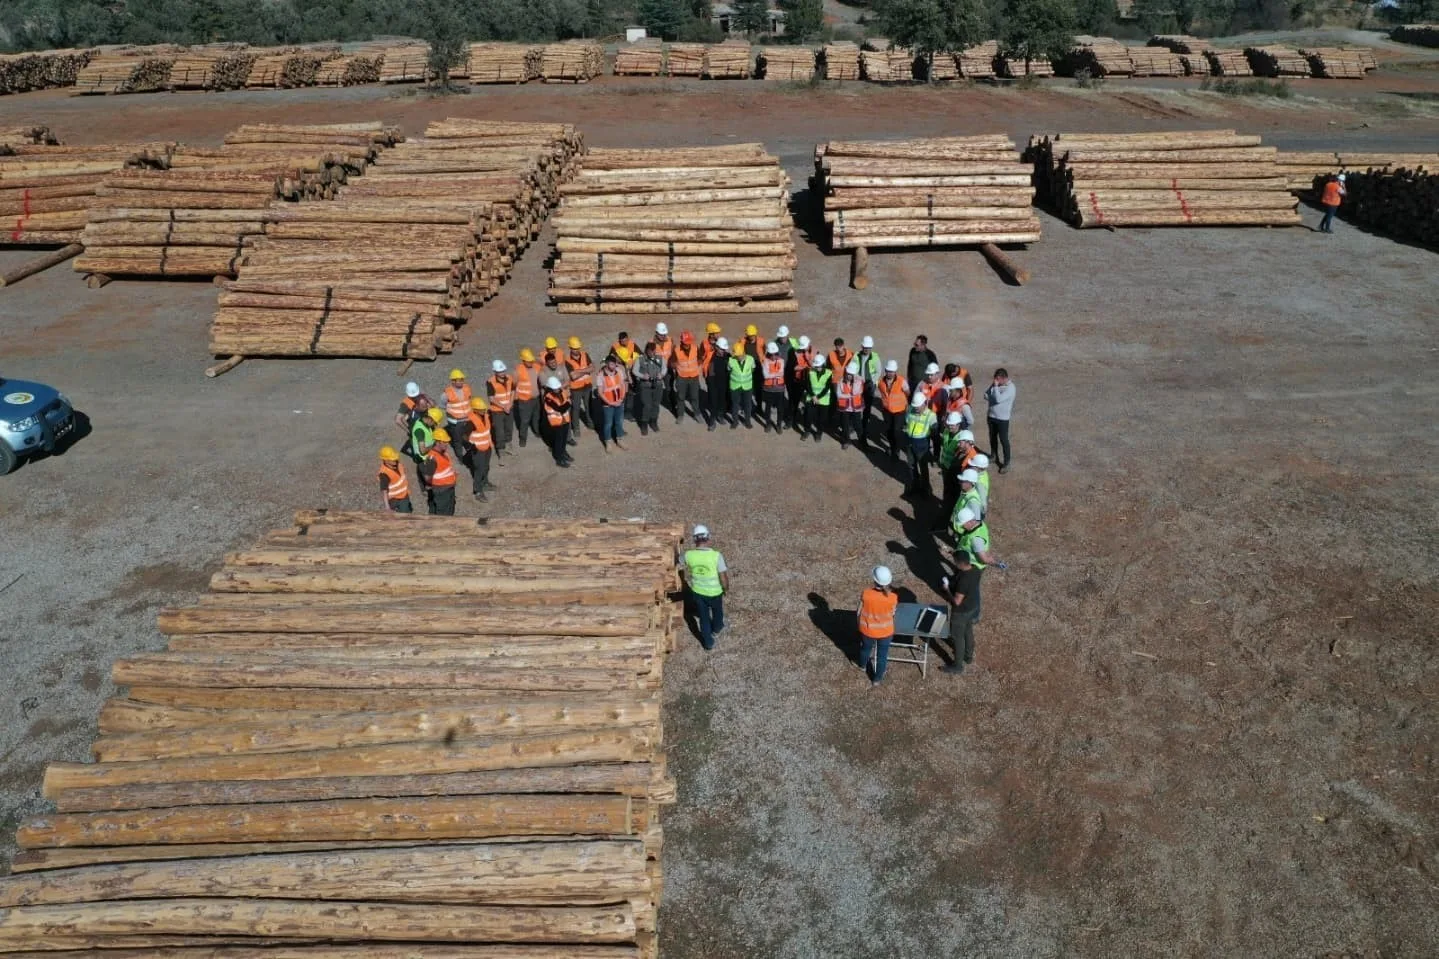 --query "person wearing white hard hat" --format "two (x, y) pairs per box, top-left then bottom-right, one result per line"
(727, 336), (757, 430)
(946, 378), (975, 431)
(541, 376), (573, 468)
(1319, 172), (1346, 234)
(649, 324), (675, 415)
(858, 565), (899, 686)
(836, 360), (866, 449)
(903, 390), (939, 497)
(702, 335), (731, 431)
(395, 380), (433, 431)
(759, 342), (789, 433)
(680, 525), (729, 650)
(786, 335), (814, 434)
(940, 550), (981, 675)
(486, 360), (516, 459)
(956, 468), (985, 526)
(855, 335), (882, 446)
(803, 353), (834, 442)
(969, 453), (991, 515)
(874, 359), (910, 462)
(935, 412), (969, 528)
(953, 507), (1002, 572)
